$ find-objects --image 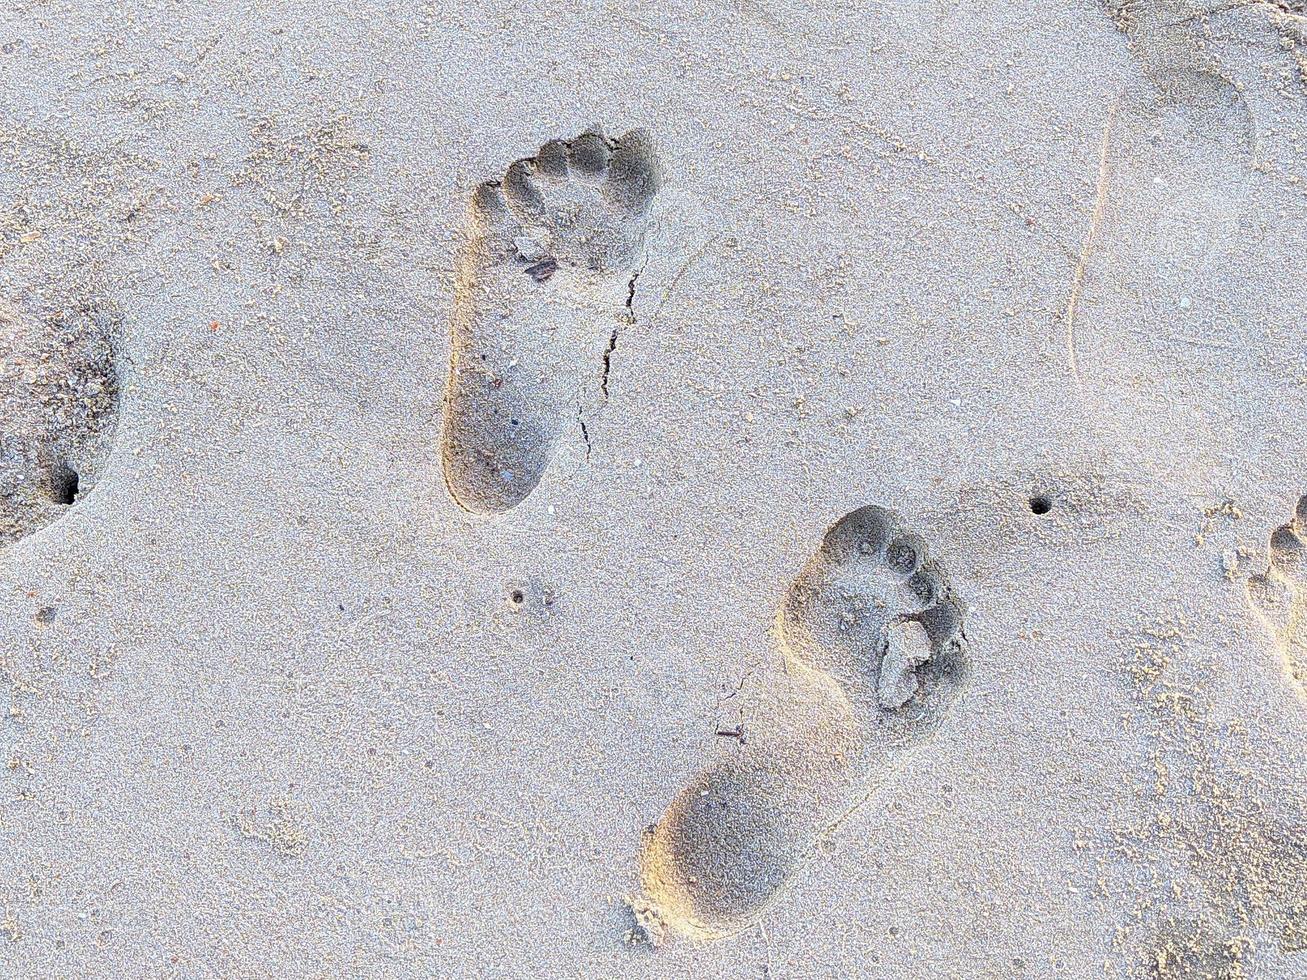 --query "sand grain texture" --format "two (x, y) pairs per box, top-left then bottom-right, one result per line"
(1, 1), (1306, 977)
